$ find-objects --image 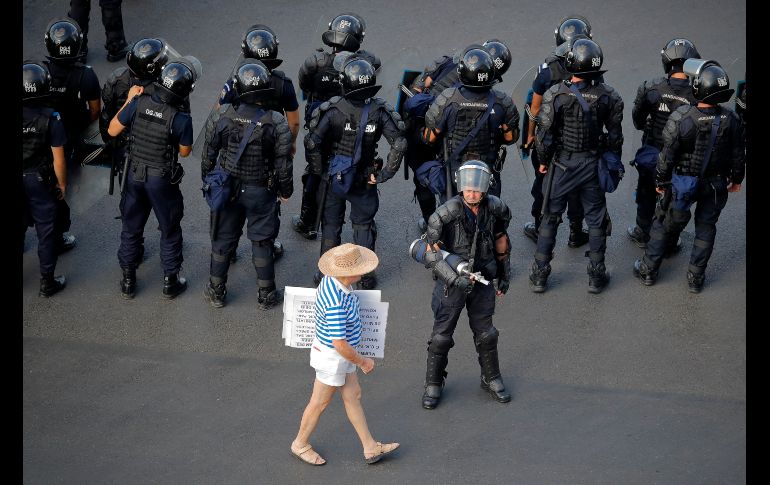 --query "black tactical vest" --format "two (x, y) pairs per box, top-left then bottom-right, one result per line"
(643, 77), (695, 150)
(23, 107), (54, 173)
(555, 82), (604, 154)
(439, 197), (499, 276)
(676, 107), (731, 178)
(445, 90), (496, 165)
(128, 95), (178, 170)
(327, 98), (381, 178)
(46, 60), (89, 135)
(259, 70), (287, 114)
(545, 55), (570, 87)
(219, 106), (274, 181)
(429, 64), (460, 95)
(311, 51), (343, 103)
